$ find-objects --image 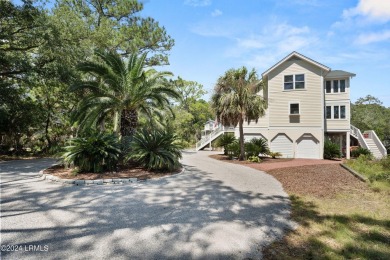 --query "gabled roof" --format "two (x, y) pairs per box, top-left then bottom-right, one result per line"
(262, 51), (331, 77)
(325, 70), (356, 78)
